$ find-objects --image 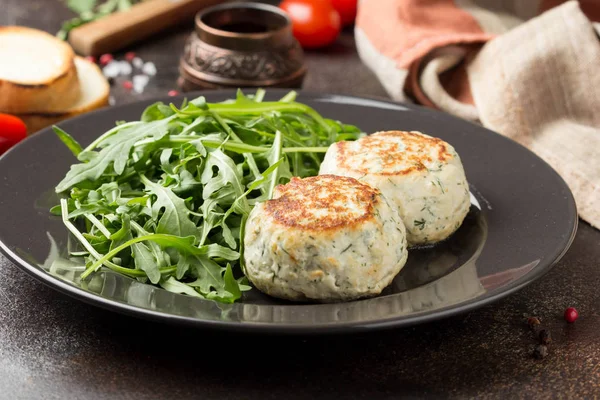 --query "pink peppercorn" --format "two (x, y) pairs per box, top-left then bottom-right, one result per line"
(167, 90), (179, 97)
(122, 80), (133, 90)
(125, 52), (136, 62)
(99, 53), (113, 66)
(564, 307), (579, 323)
